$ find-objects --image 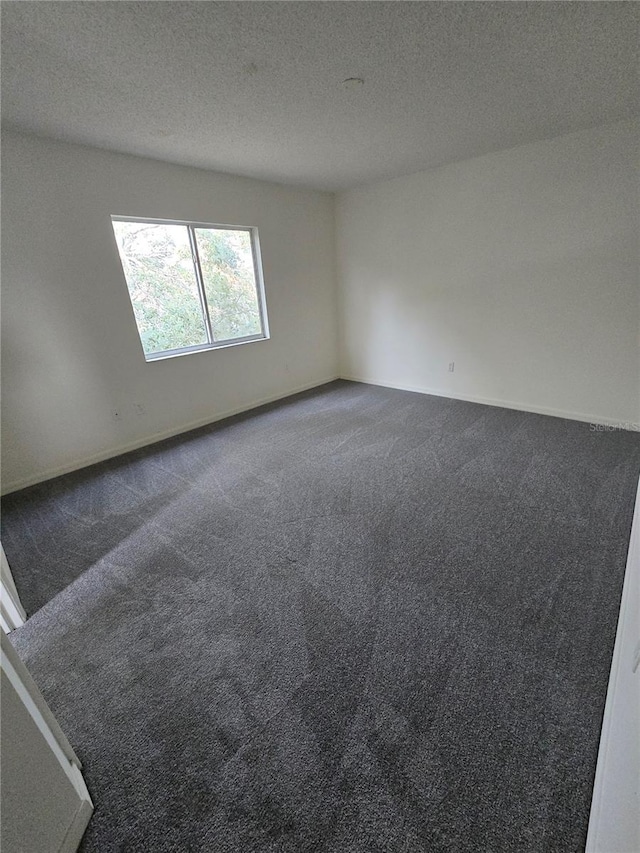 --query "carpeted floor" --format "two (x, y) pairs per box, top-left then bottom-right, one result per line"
(3, 380), (639, 852)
